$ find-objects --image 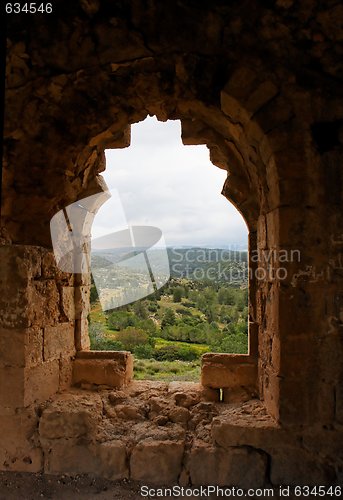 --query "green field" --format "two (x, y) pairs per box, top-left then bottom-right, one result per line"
(88, 274), (248, 381)
(134, 358), (201, 382)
